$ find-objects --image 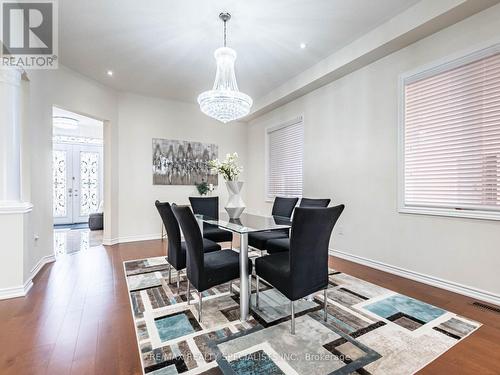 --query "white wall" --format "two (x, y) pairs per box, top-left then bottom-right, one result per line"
(27, 66), (119, 275)
(23, 68), (248, 280)
(246, 4), (500, 297)
(20, 3), (500, 302)
(116, 93), (248, 242)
